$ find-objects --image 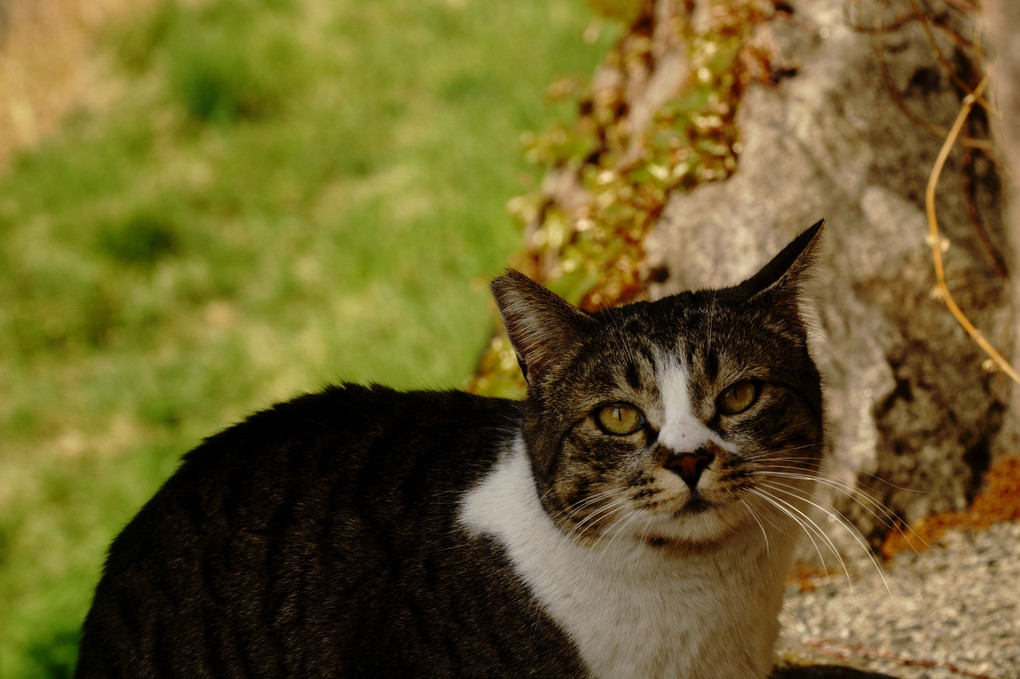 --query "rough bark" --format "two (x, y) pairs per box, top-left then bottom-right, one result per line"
(983, 0), (1020, 462)
(643, 0), (1013, 544)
